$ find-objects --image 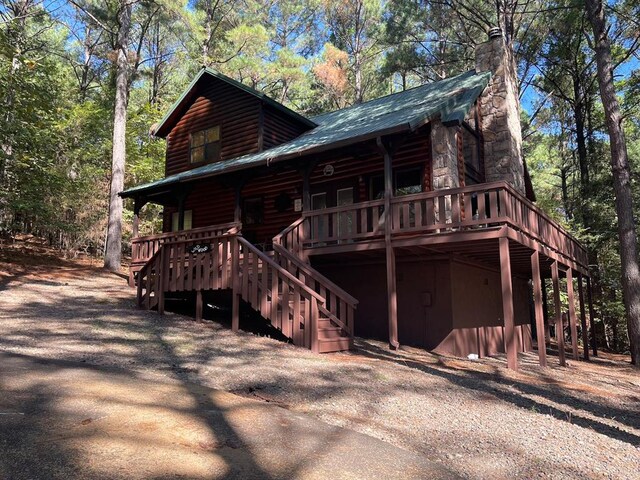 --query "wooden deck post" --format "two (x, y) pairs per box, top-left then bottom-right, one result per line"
(551, 261), (566, 366)
(379, 137), (399, 350)
(234, 185), (242, 224)
(129, 197), (144, 287)
(195, 290), (203, 322)
(177, 194), (186, 231)
(578, 273), (589, 361)
(531, 250), (547, 367)
(586, 276), (598, 356)
(541, 277), (551, 343)
(499, 237), (517, 370)
(231, 236), (240, 332)
(566, 268), (579, 360)
(157, 247), (165, 315)
(132, 198), (141, 239)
